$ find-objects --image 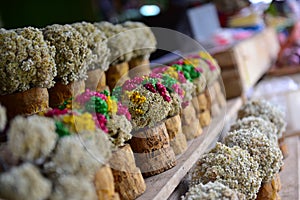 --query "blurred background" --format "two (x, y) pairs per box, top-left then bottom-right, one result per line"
(1, 0), (294, 30)
(1, 0), (300, 66)
(1, 0), (300, 62)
